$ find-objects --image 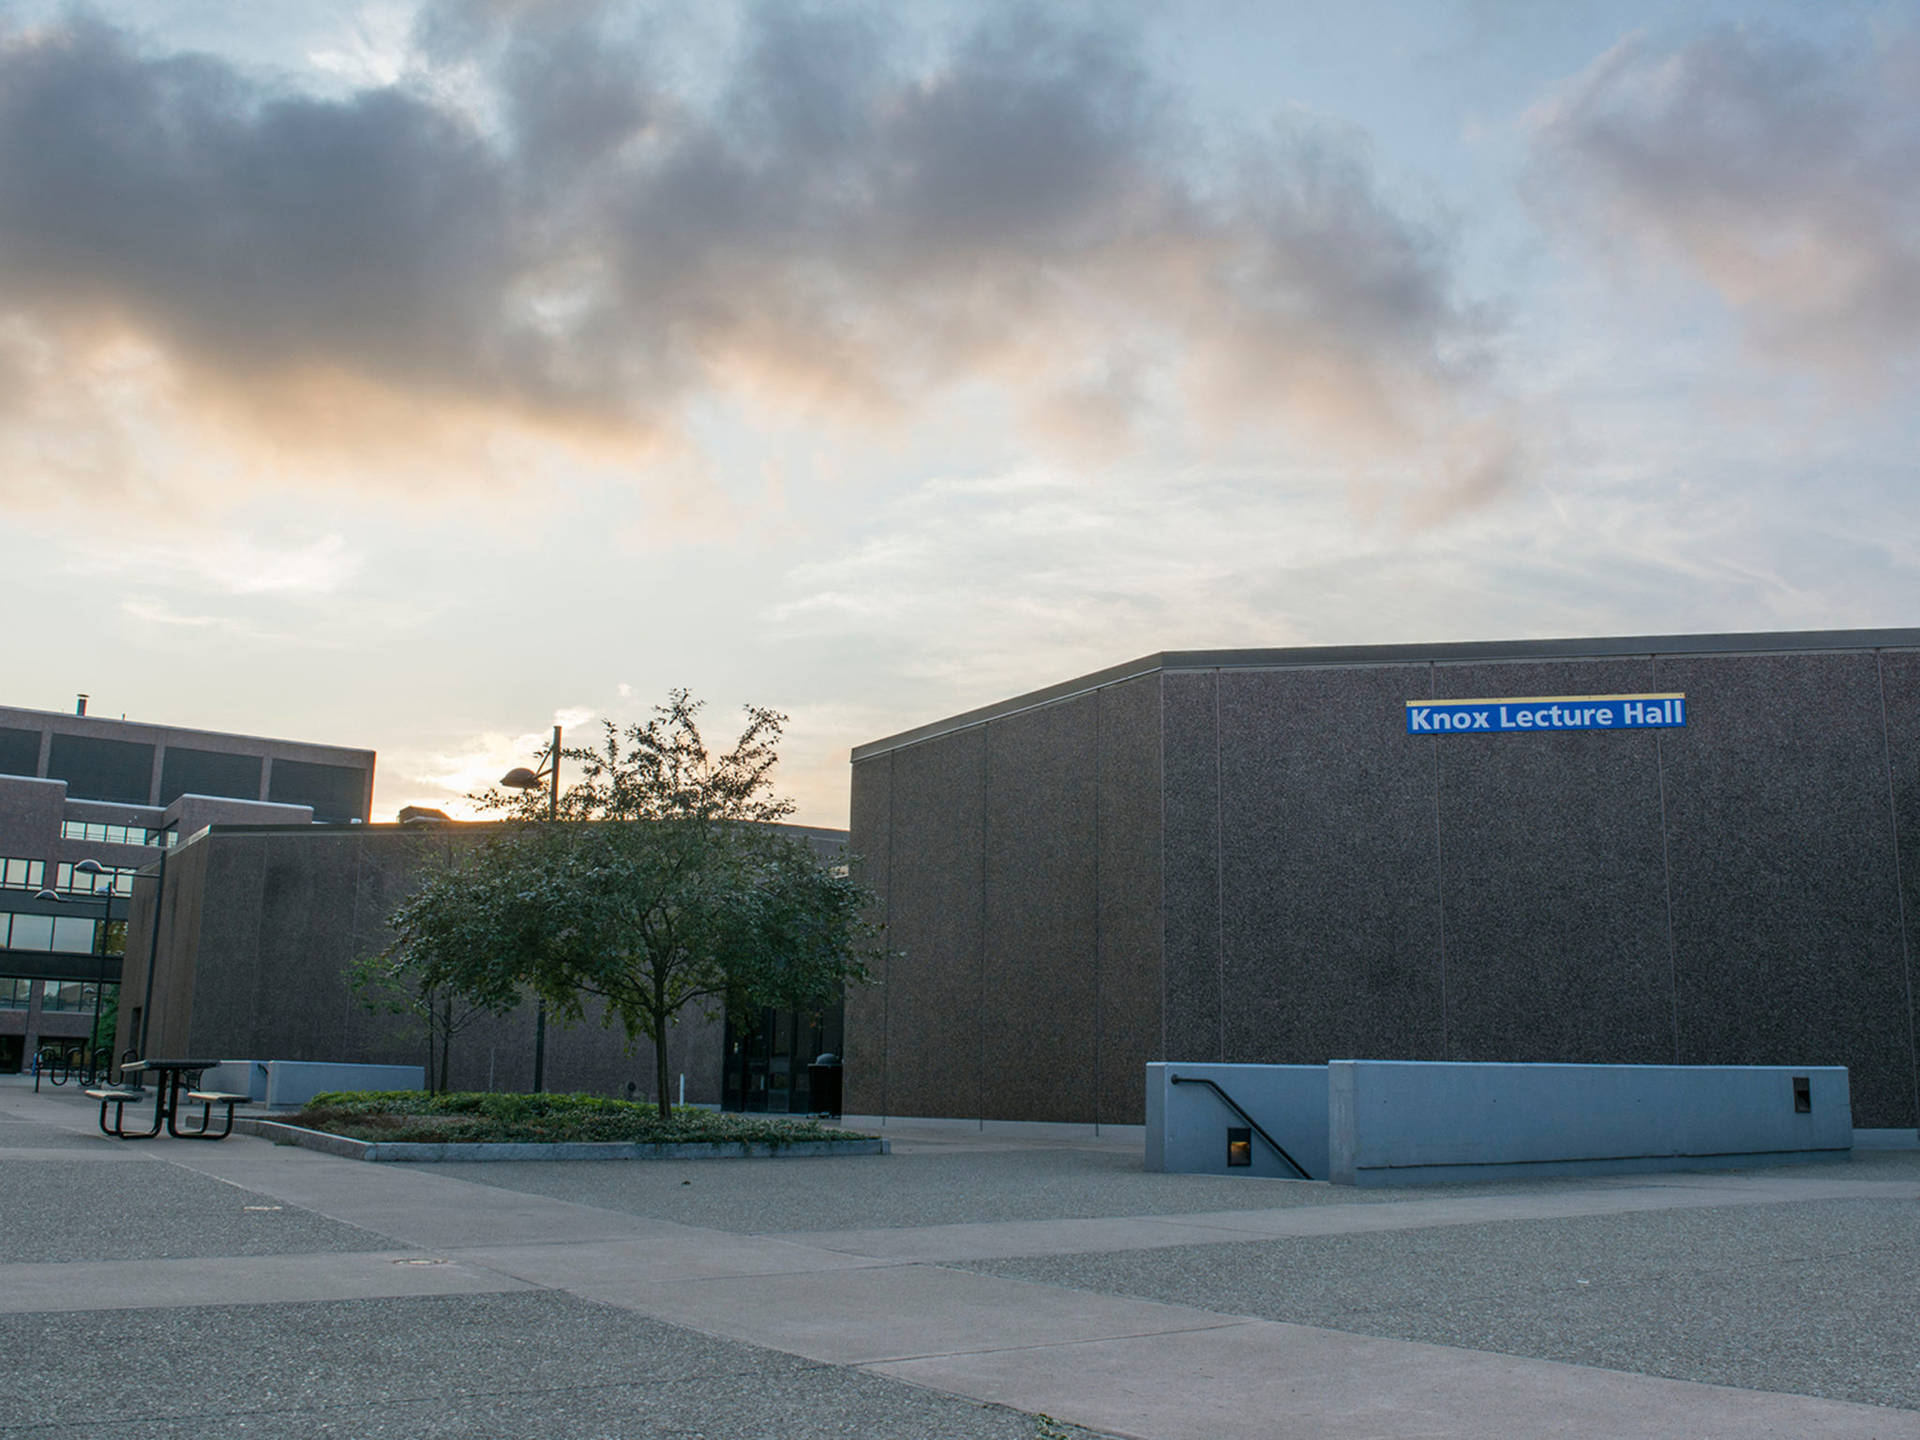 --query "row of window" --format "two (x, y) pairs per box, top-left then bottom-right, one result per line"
(0, 858), (44, 890)
(0, 912), (106, 955)
(55, 863), (138, 896)
(58, 821), (177, 848)
(2, 858), (141, 896)
(0, 978), (105, 1012)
